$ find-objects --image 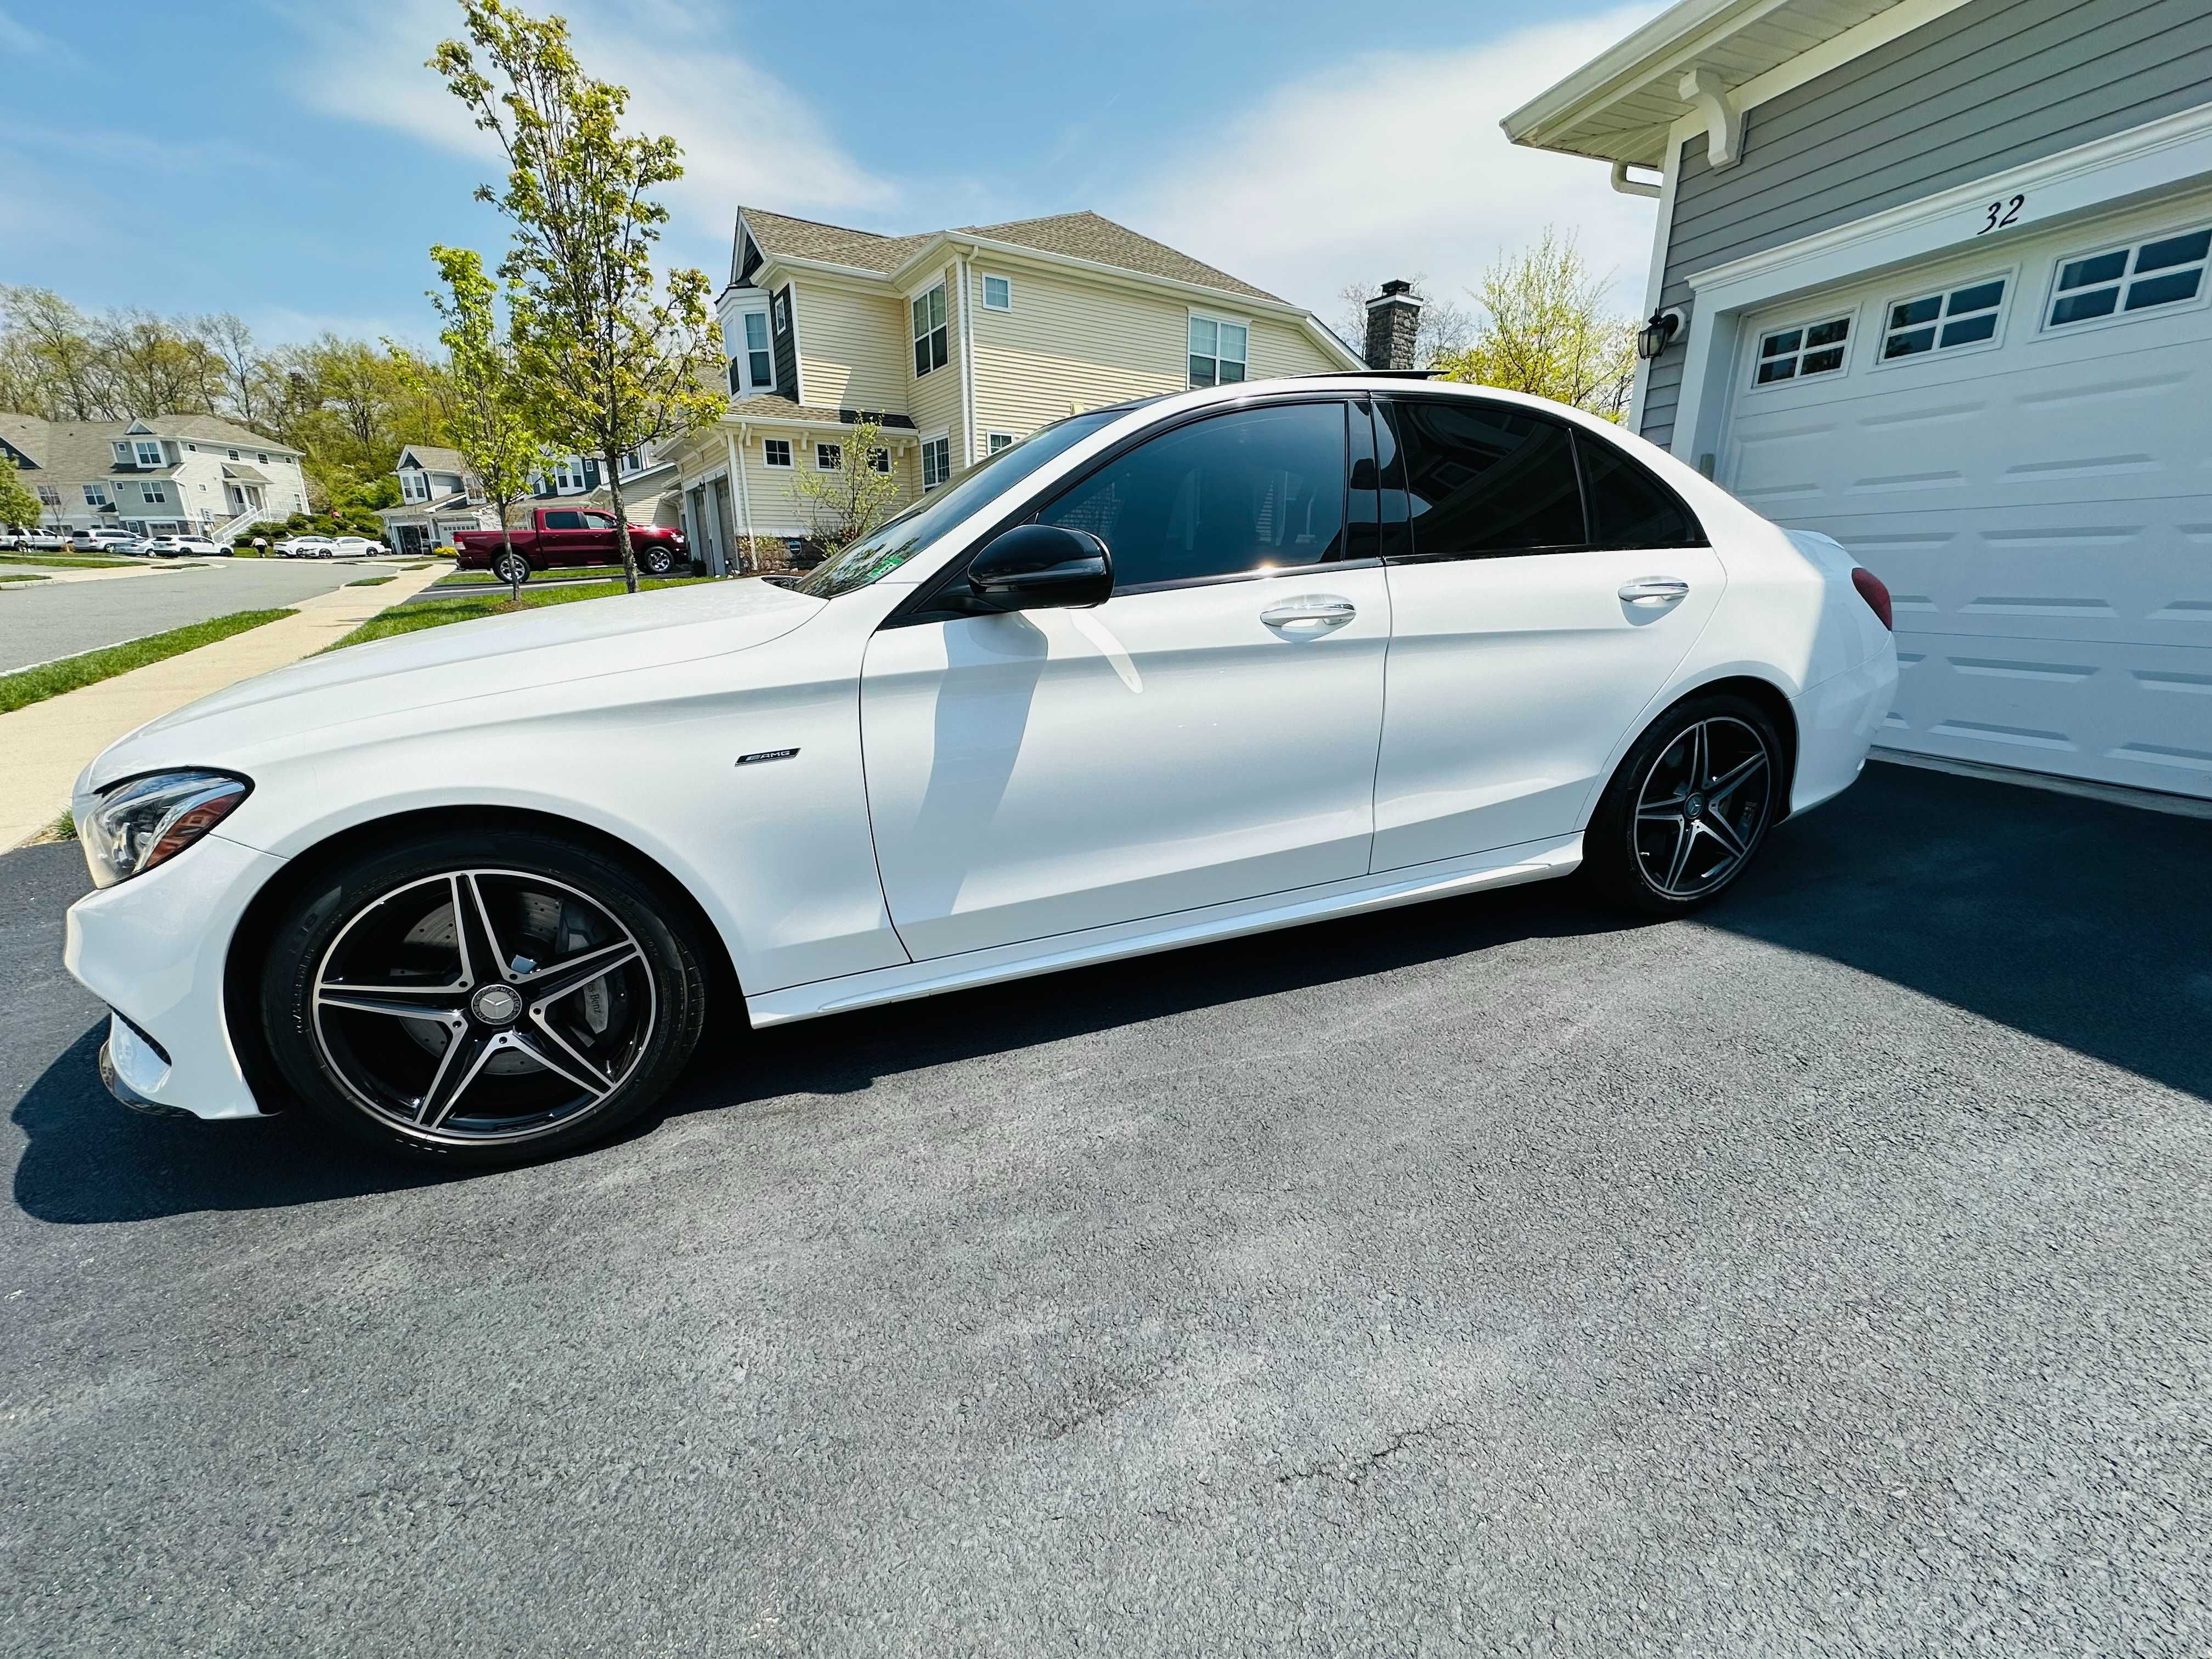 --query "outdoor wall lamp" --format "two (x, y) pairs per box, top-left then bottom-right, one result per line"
(1637, 308), (1685, 360)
